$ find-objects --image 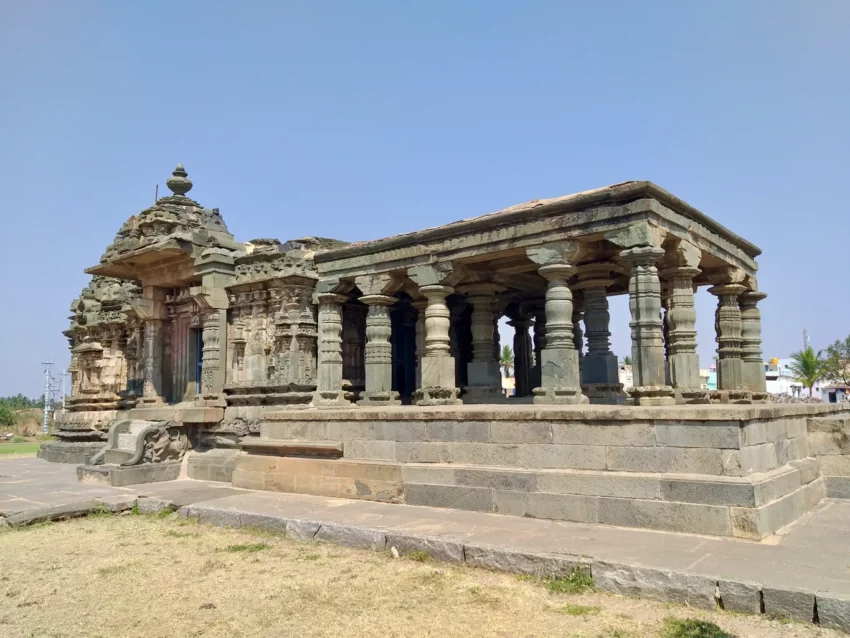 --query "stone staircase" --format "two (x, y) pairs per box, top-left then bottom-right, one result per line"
(89, 420), (162, 466)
